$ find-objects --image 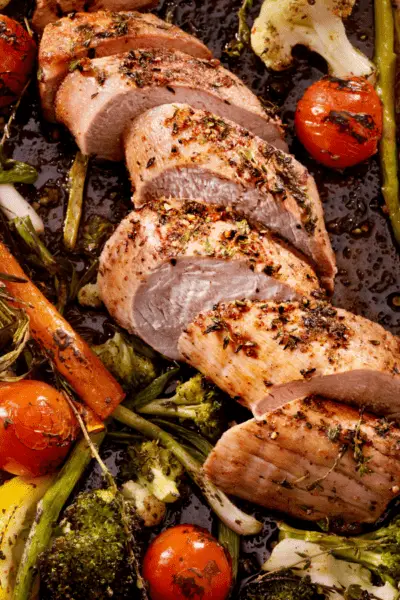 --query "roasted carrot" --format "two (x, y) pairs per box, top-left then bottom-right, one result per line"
(0, 241), (125, 419)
